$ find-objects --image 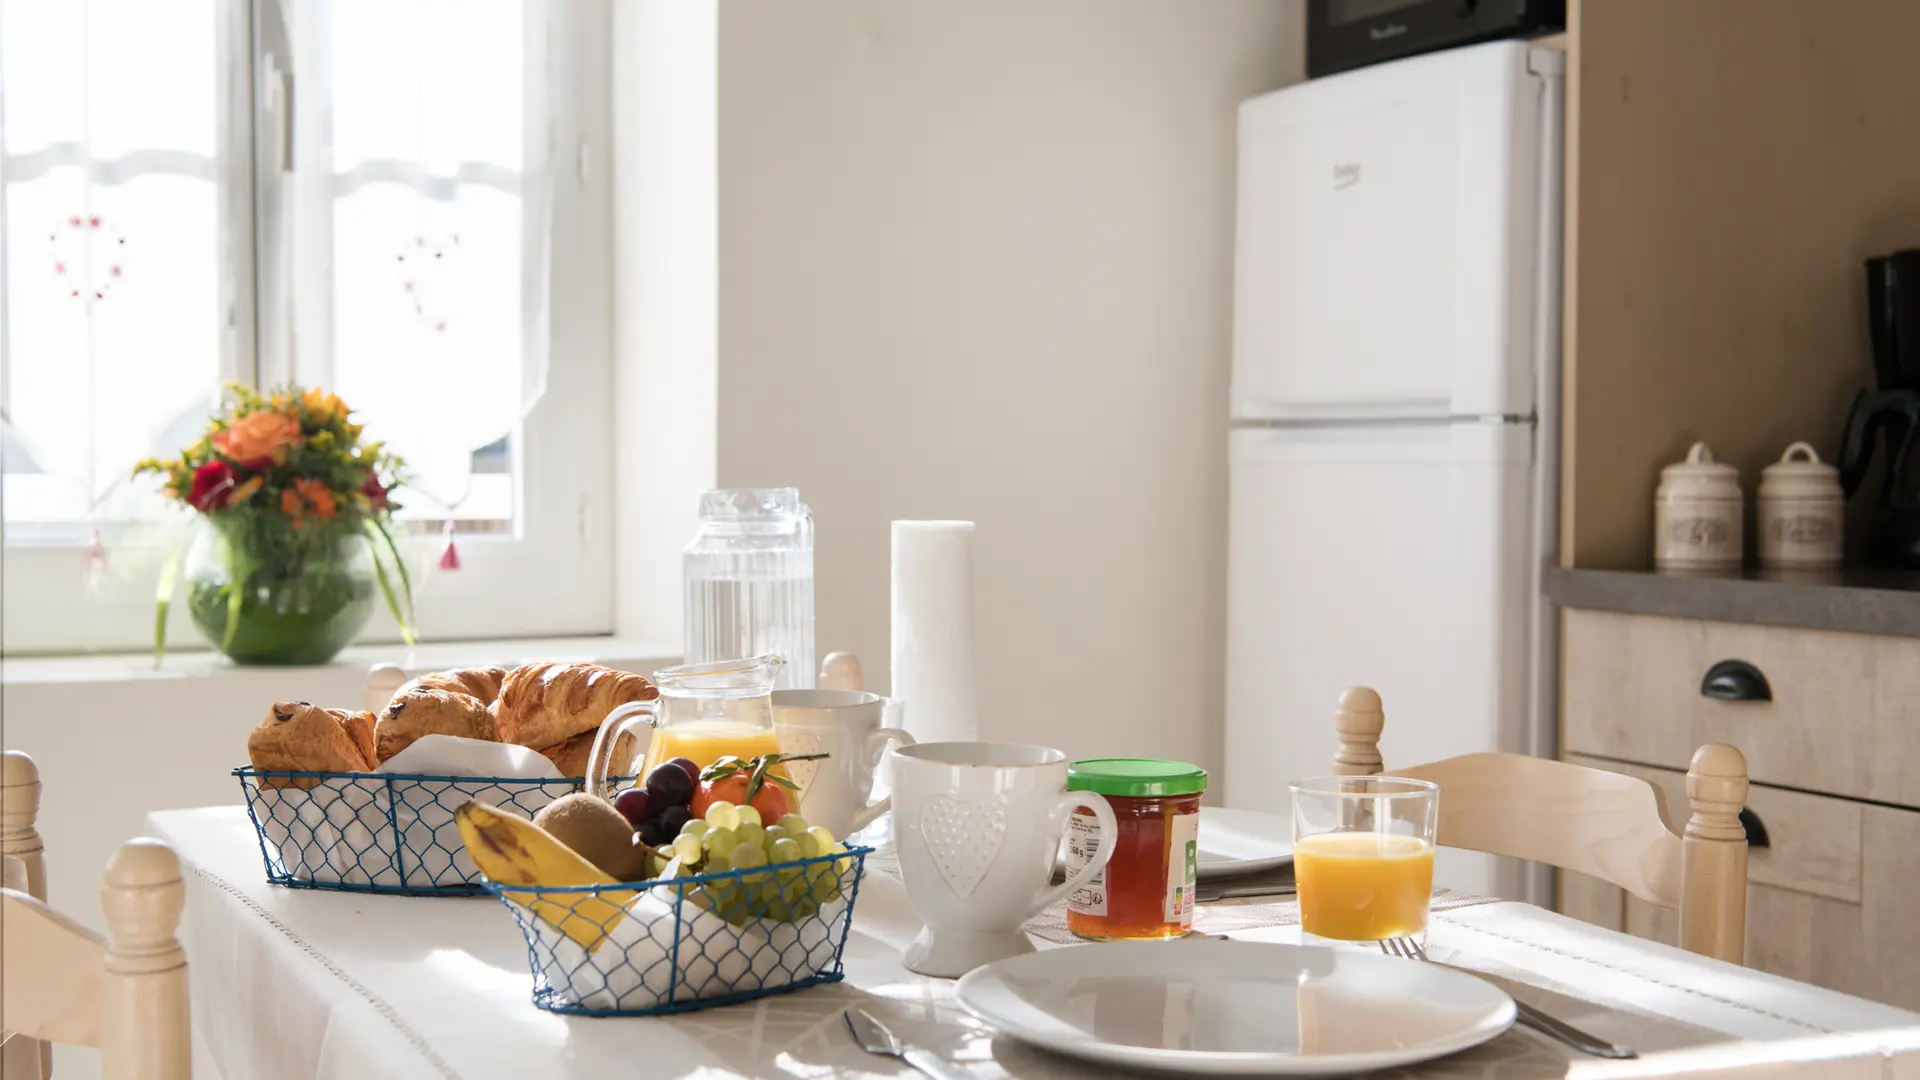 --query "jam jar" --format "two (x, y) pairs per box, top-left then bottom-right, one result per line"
(1064, 758), (1209, 940)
